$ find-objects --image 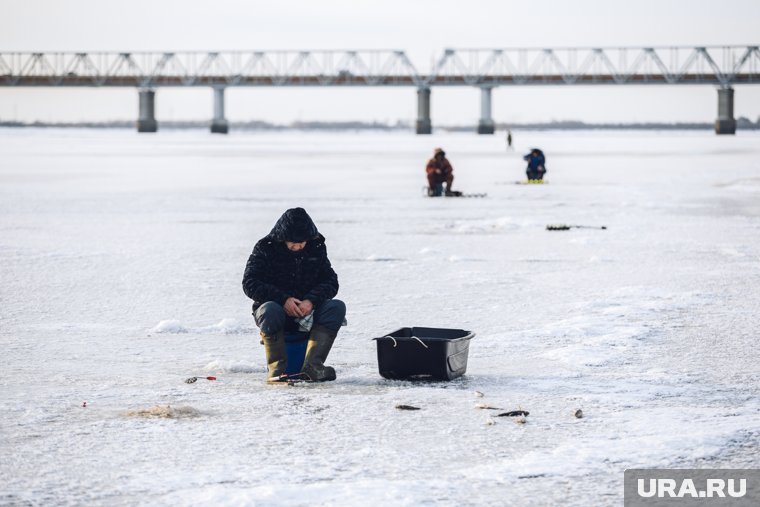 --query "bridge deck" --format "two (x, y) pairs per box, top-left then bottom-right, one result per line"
(1, 46), (758, 88)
